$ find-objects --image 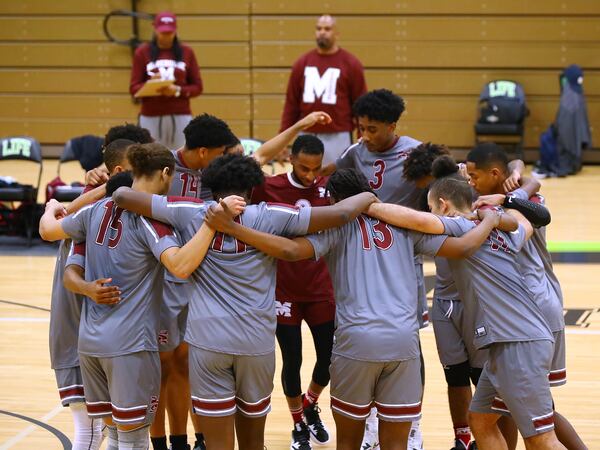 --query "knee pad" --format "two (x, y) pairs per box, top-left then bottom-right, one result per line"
(470, 367), (483, 387)
(444, 361), (471, 387)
